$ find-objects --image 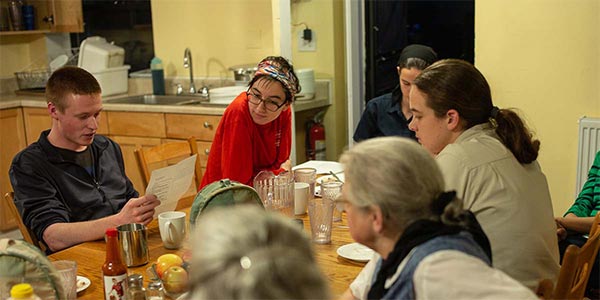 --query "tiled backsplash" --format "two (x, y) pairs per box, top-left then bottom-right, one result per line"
(128, 77), (243, 95)
(0, 77), (19, 95)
